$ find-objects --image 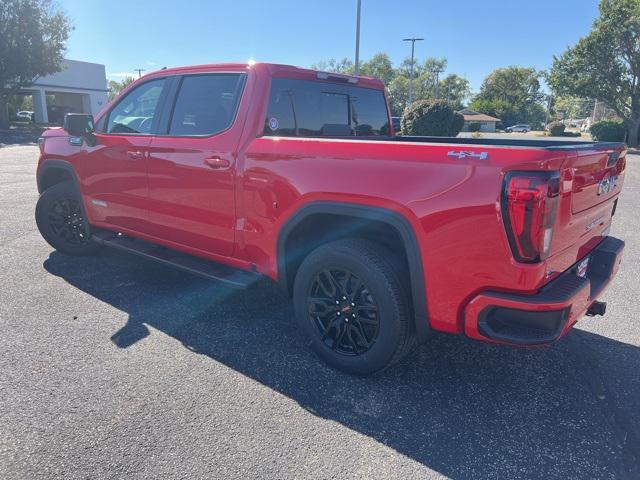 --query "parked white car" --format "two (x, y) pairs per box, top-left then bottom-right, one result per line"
(16, 111), (35, 122)
(505, 124), (531, 133)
